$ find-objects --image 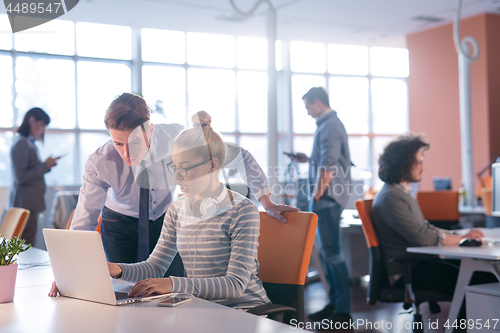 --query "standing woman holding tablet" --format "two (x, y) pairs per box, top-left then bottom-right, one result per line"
(108, 111), (270, 309)
(7, 108), (59, 245)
